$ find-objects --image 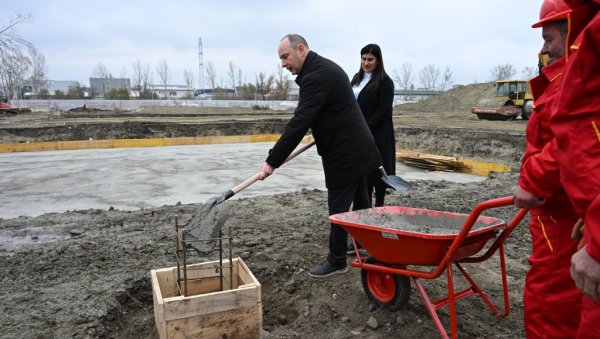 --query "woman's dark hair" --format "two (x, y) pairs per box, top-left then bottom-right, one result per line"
(350, 43), (388, 91)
